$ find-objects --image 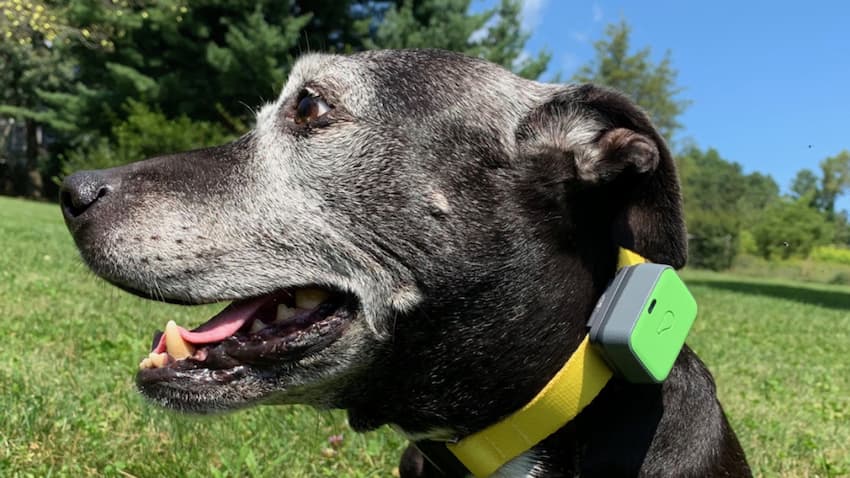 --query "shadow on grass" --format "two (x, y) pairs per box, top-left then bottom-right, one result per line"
(688, 280), (850, 311)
